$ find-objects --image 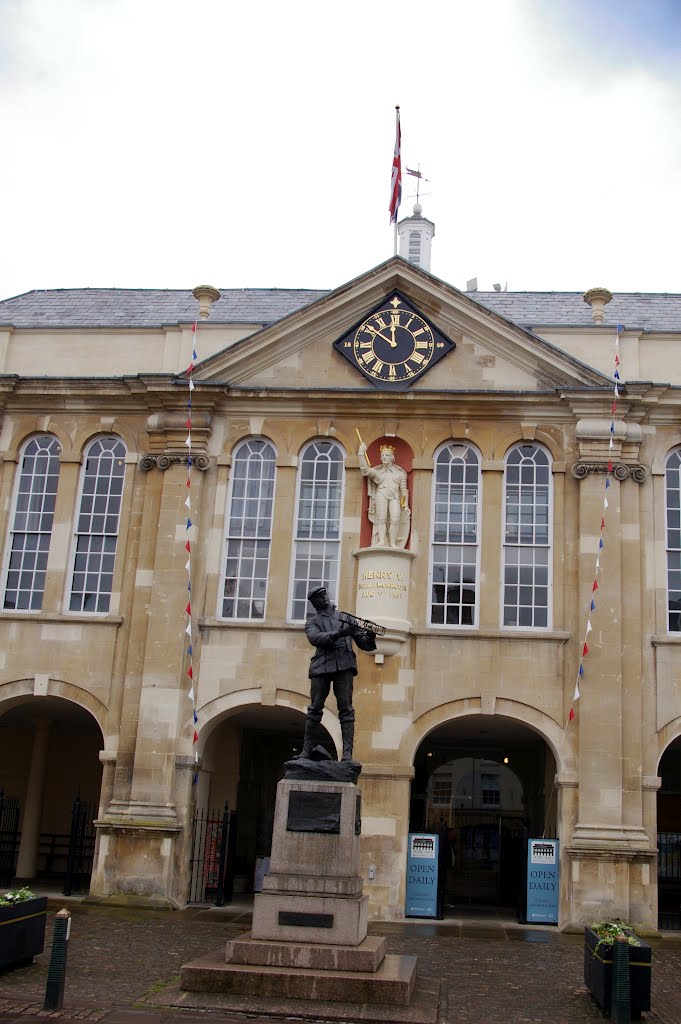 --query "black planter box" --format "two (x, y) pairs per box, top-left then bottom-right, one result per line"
(0, 897), (48, 971)
(584, 926), (651, 1017)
